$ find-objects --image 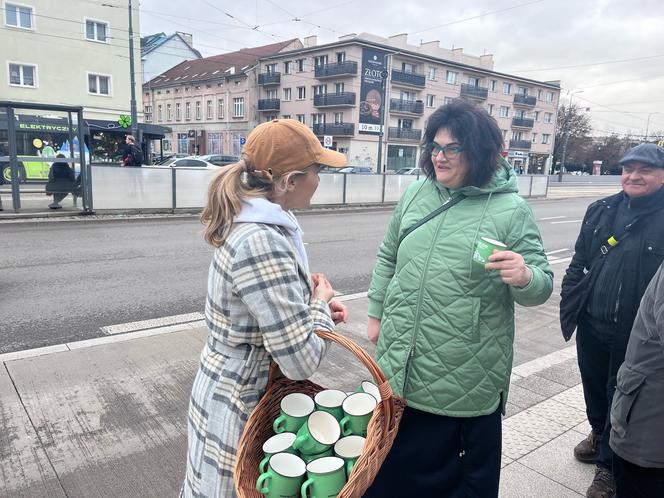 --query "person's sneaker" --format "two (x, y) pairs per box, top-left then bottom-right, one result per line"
(574, 430), (600, 463)
(48, 202), (62, 209)
(586, 467), (615, 498)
